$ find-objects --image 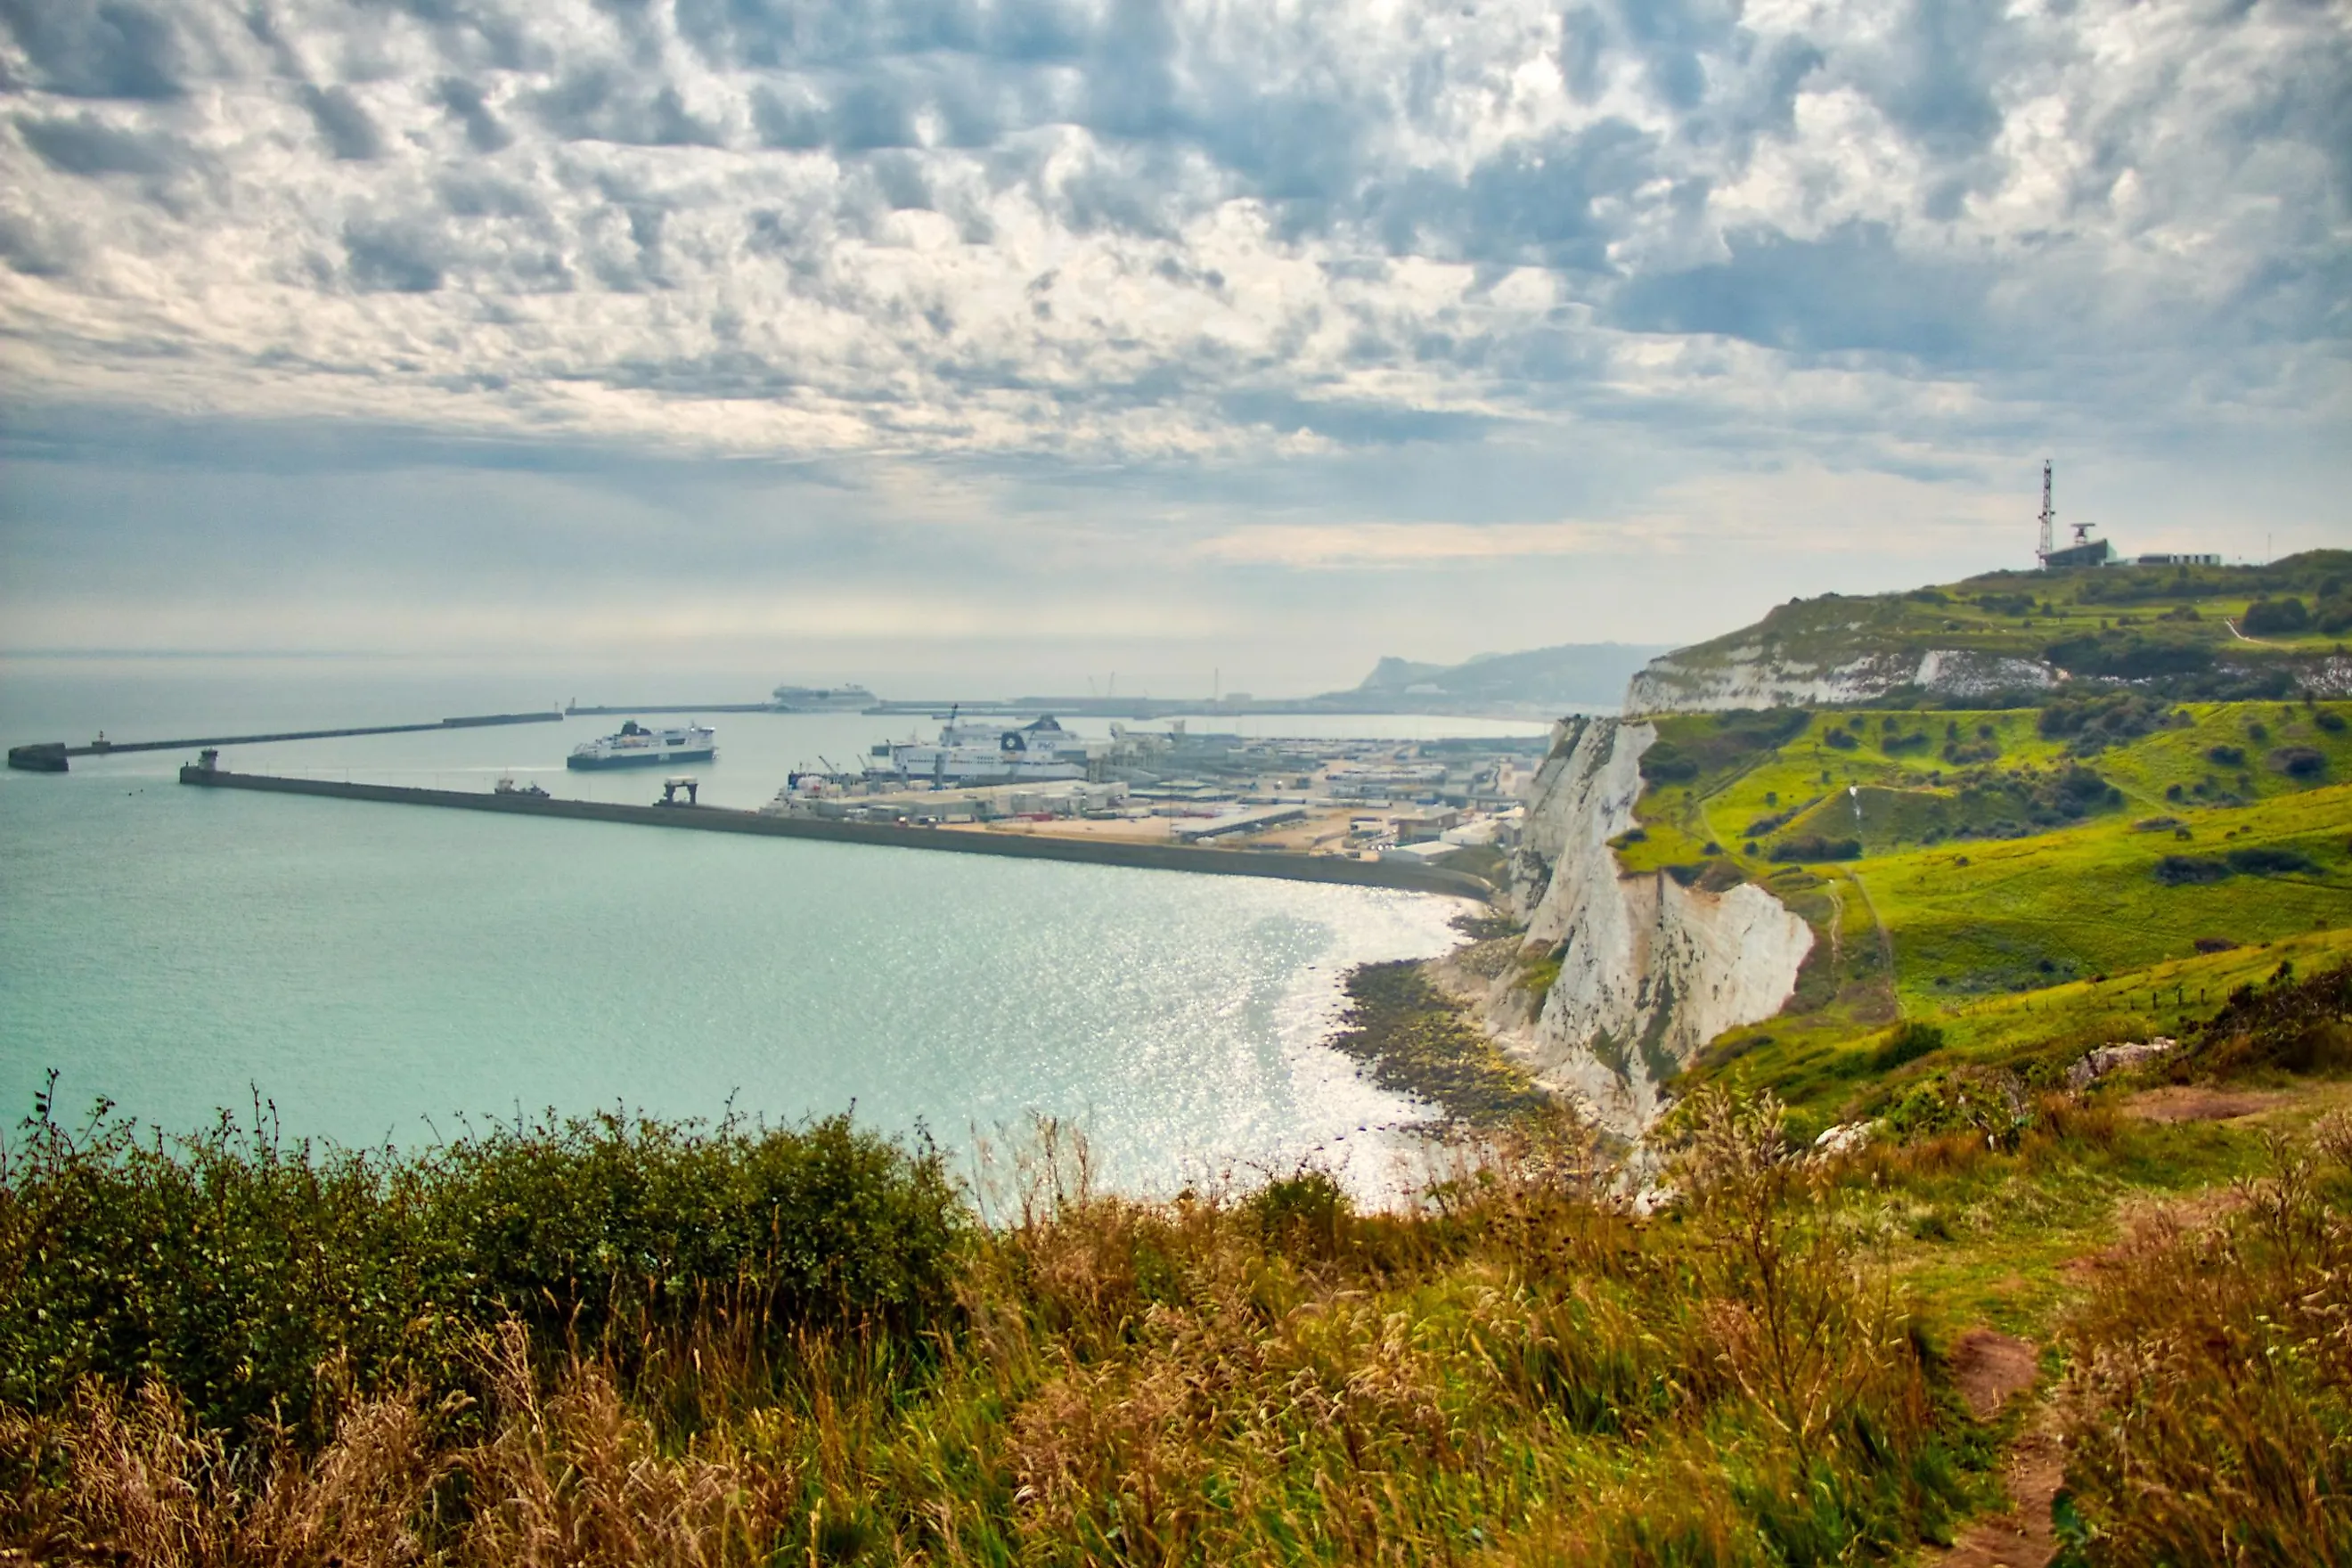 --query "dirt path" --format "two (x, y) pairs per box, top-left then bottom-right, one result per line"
(1847, 870), (1897, 976)
(1931, 1329), (2058, 1568)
